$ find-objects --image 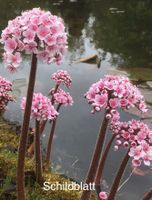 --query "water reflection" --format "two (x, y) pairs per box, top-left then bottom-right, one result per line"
(91, 0), (152, 67)
(0, 1), (152, 200)
(12, 78), (27, 100)
(0, 0), (152, 66)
